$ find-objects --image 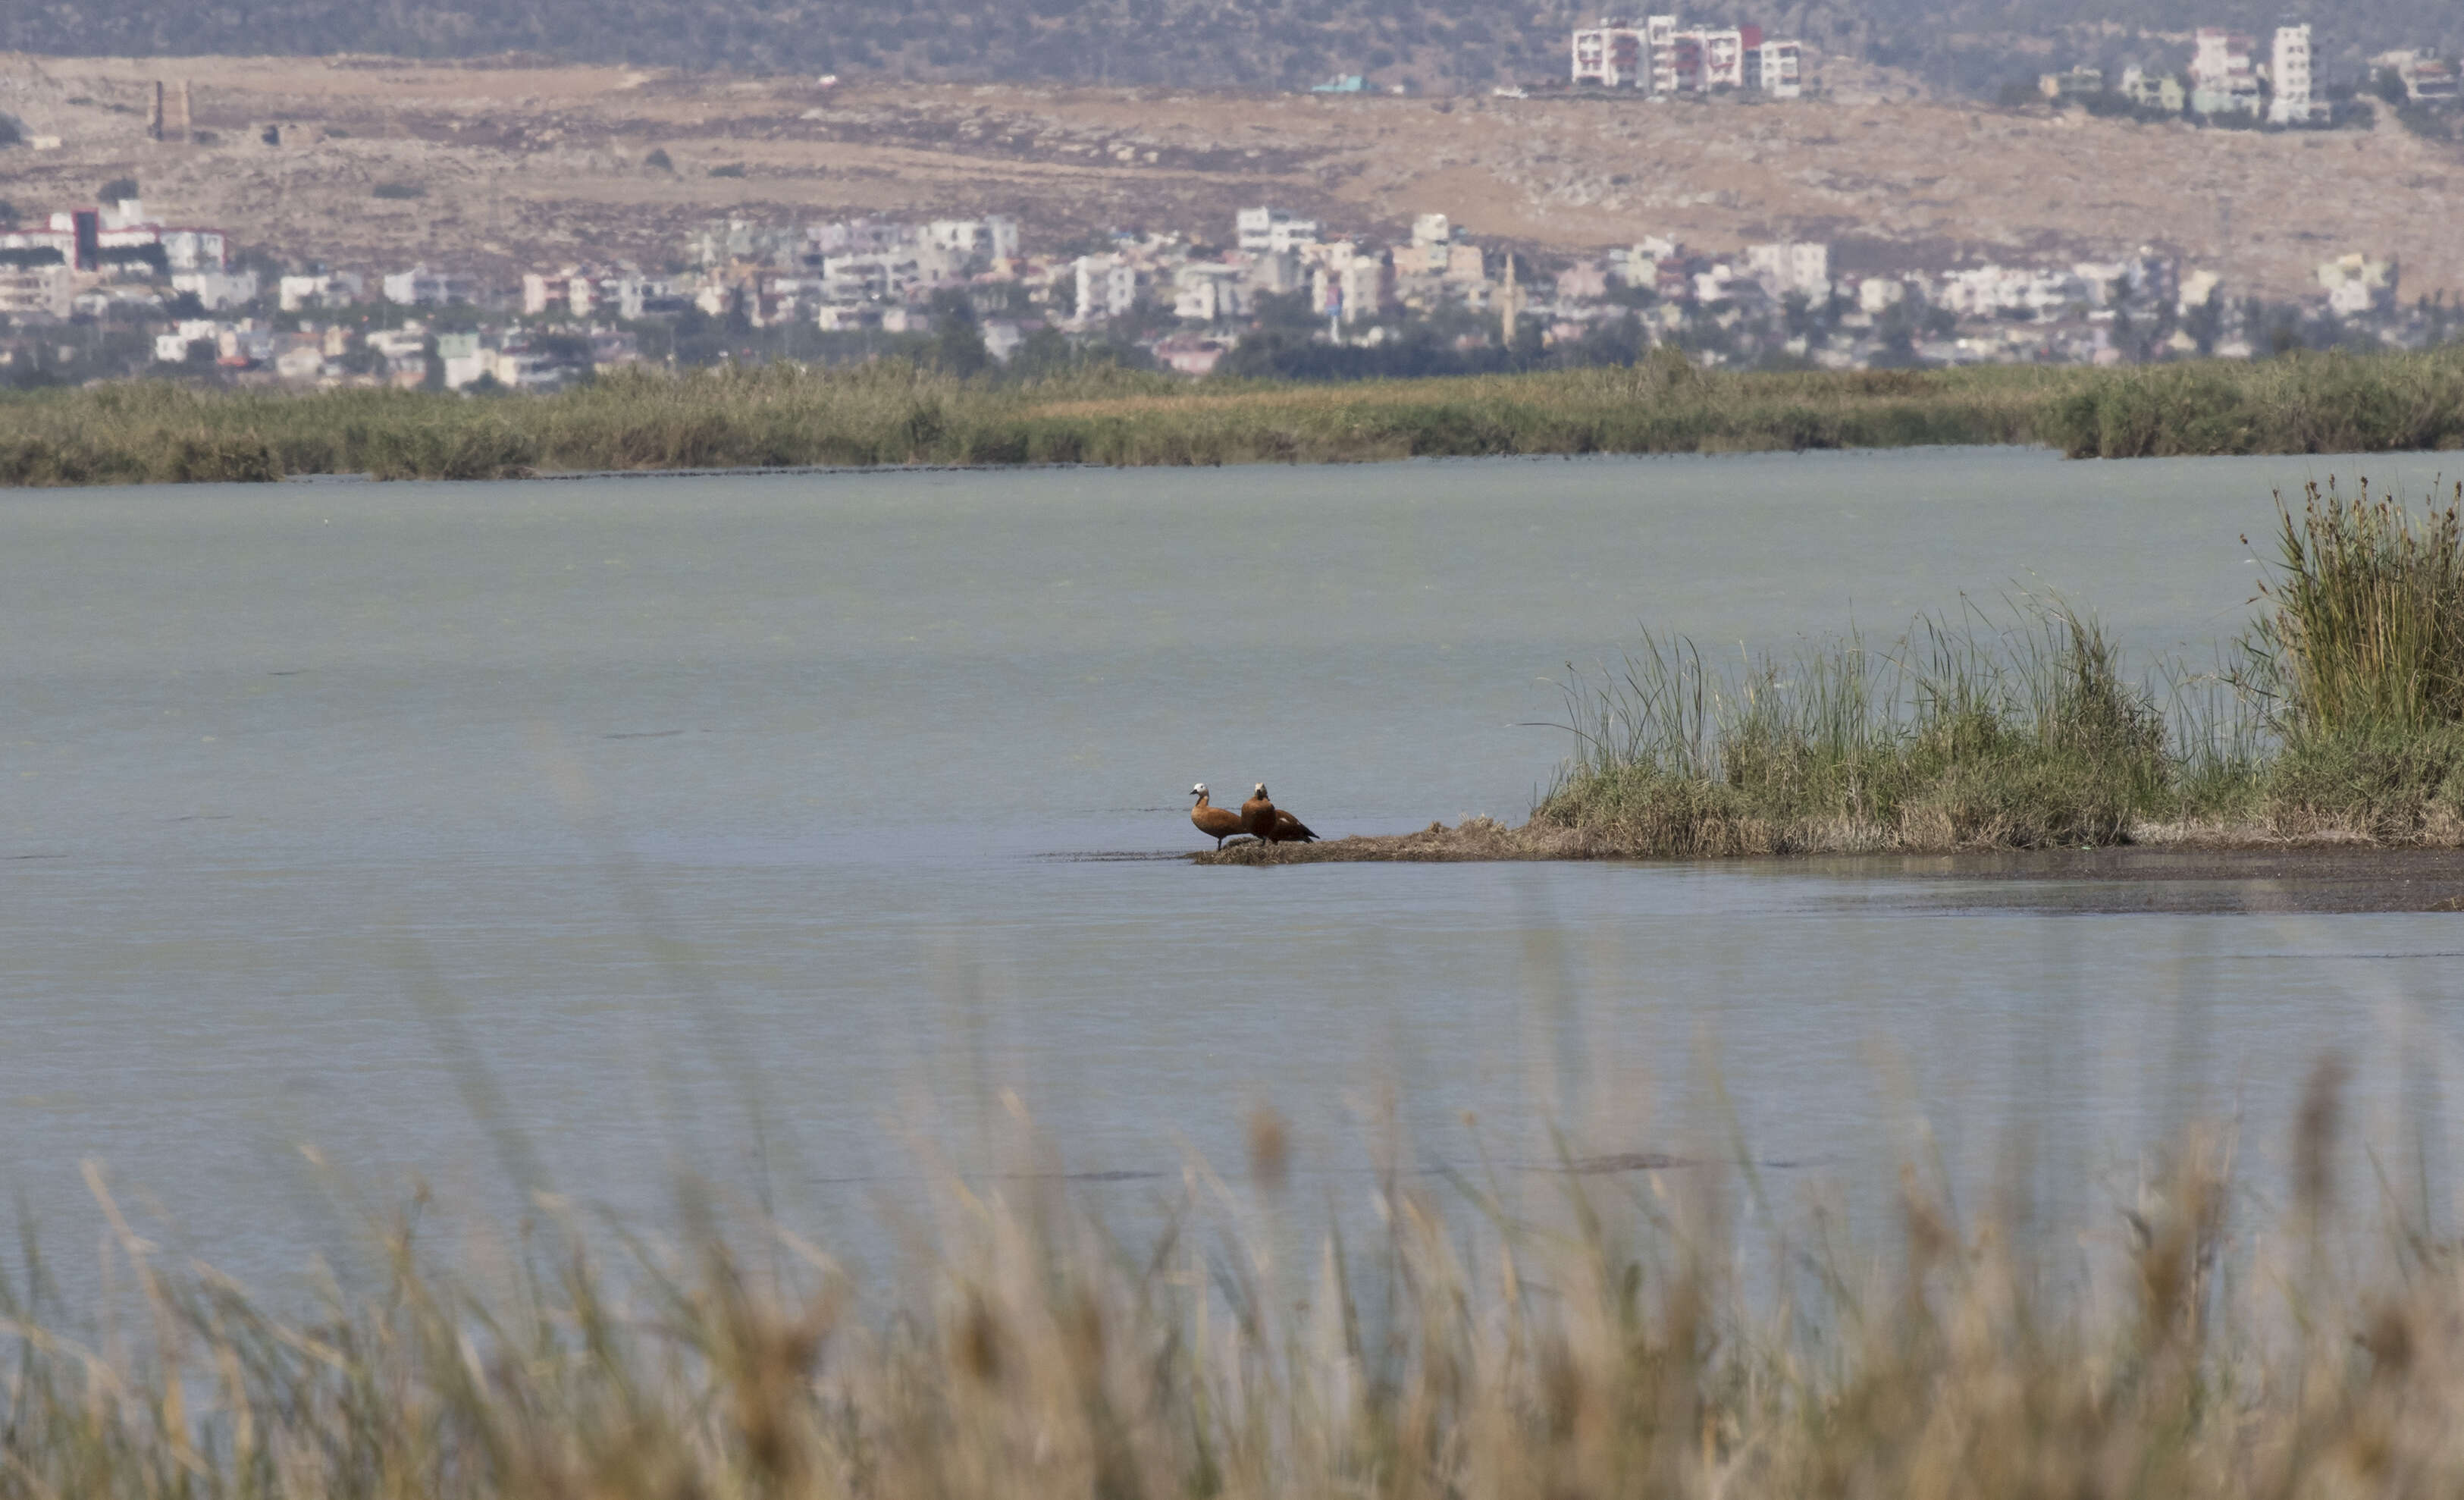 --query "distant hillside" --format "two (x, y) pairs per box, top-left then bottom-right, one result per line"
(4, 0), (2459, 97)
